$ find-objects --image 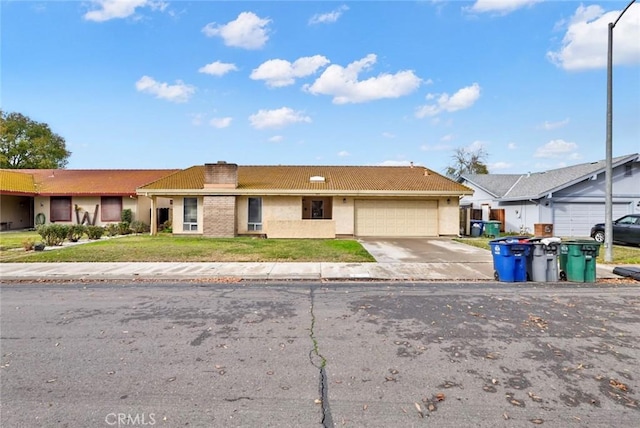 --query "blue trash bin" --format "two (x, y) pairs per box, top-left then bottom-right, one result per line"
(490, 238), (531, 282)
